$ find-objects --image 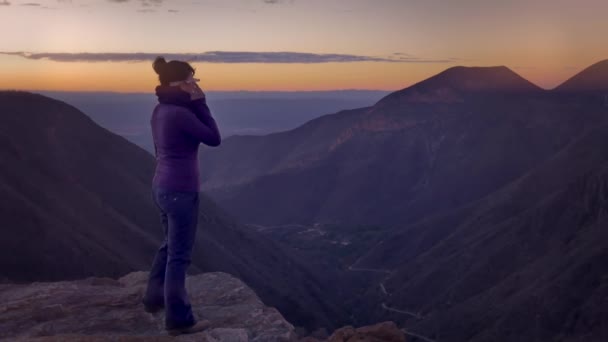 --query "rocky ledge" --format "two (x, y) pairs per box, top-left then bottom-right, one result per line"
(0, 271), (296, 341)
(0, 271), (406, 342)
